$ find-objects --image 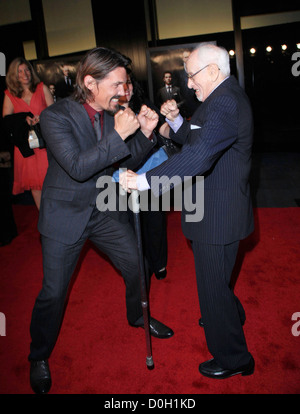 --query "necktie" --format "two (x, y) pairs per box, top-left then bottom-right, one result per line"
(94, 112), (102, 141)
